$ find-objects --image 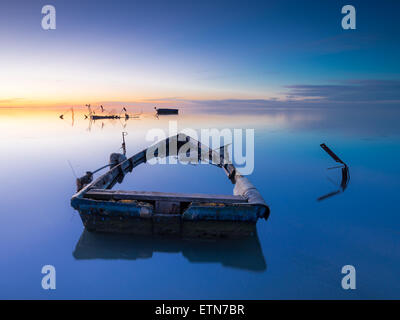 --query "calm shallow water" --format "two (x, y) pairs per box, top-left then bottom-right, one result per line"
(0, 106), (399, 299)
